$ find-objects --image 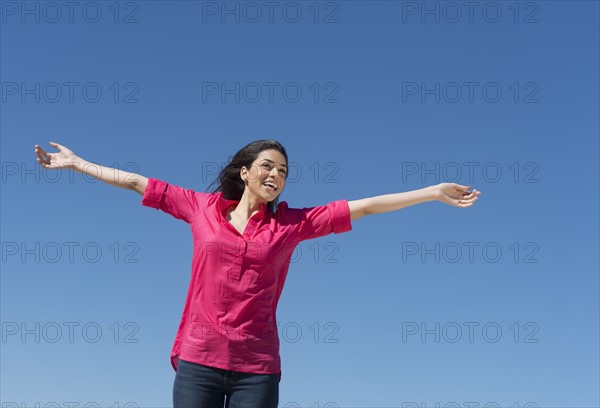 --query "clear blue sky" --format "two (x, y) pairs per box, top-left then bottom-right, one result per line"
(1, 1), (598, 407)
